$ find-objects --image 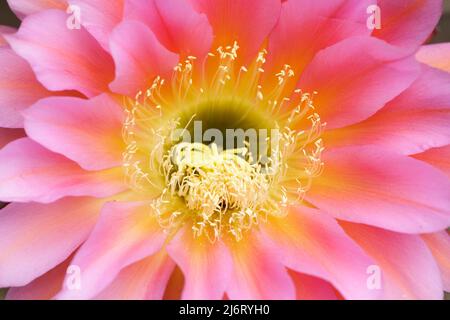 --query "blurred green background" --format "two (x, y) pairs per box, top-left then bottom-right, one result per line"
(0, 0), (449, 301)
